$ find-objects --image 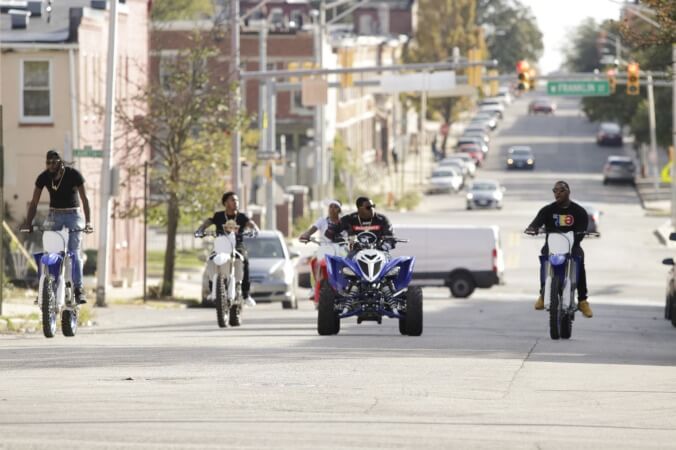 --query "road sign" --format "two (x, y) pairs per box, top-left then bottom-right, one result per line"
(73, 146), (103, 158)
(547, 80), (610, 97)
